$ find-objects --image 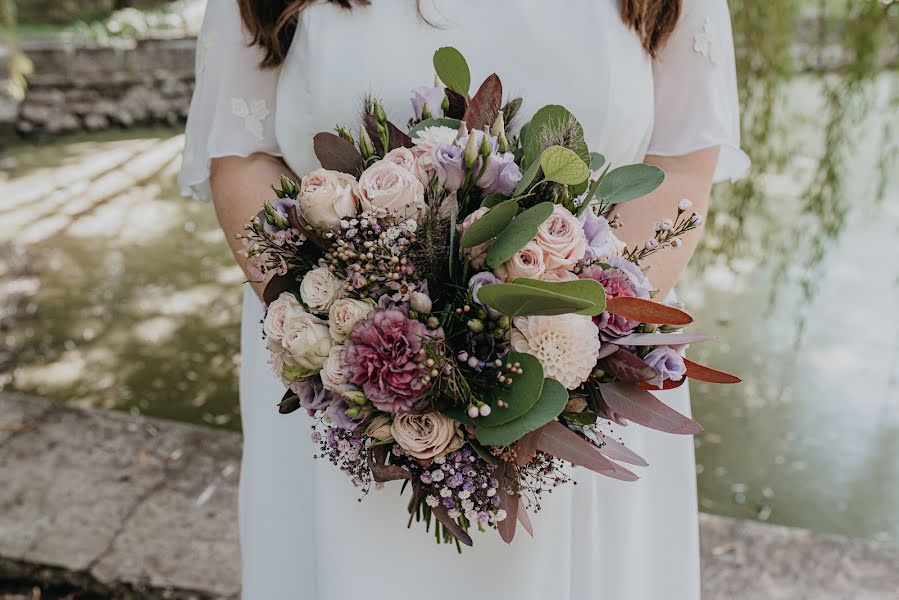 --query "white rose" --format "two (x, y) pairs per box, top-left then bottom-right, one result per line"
(263, 292), (305, 342)
(281, 310), (332, 375)
(266, 337), (287, 379)
(300, 267), (343, 314)
(391, 412), (461, 460)
(494, 241), (546, 282)
(299, 168), (359, 230)
(328, 297), (374, 341)
(320, 344), (349, 391)
(358, 160), (426, 217)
